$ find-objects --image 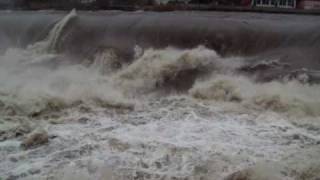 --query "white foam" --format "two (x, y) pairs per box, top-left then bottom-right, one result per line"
(0, 41), (319, 179)
(190, 74), (320, 116)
